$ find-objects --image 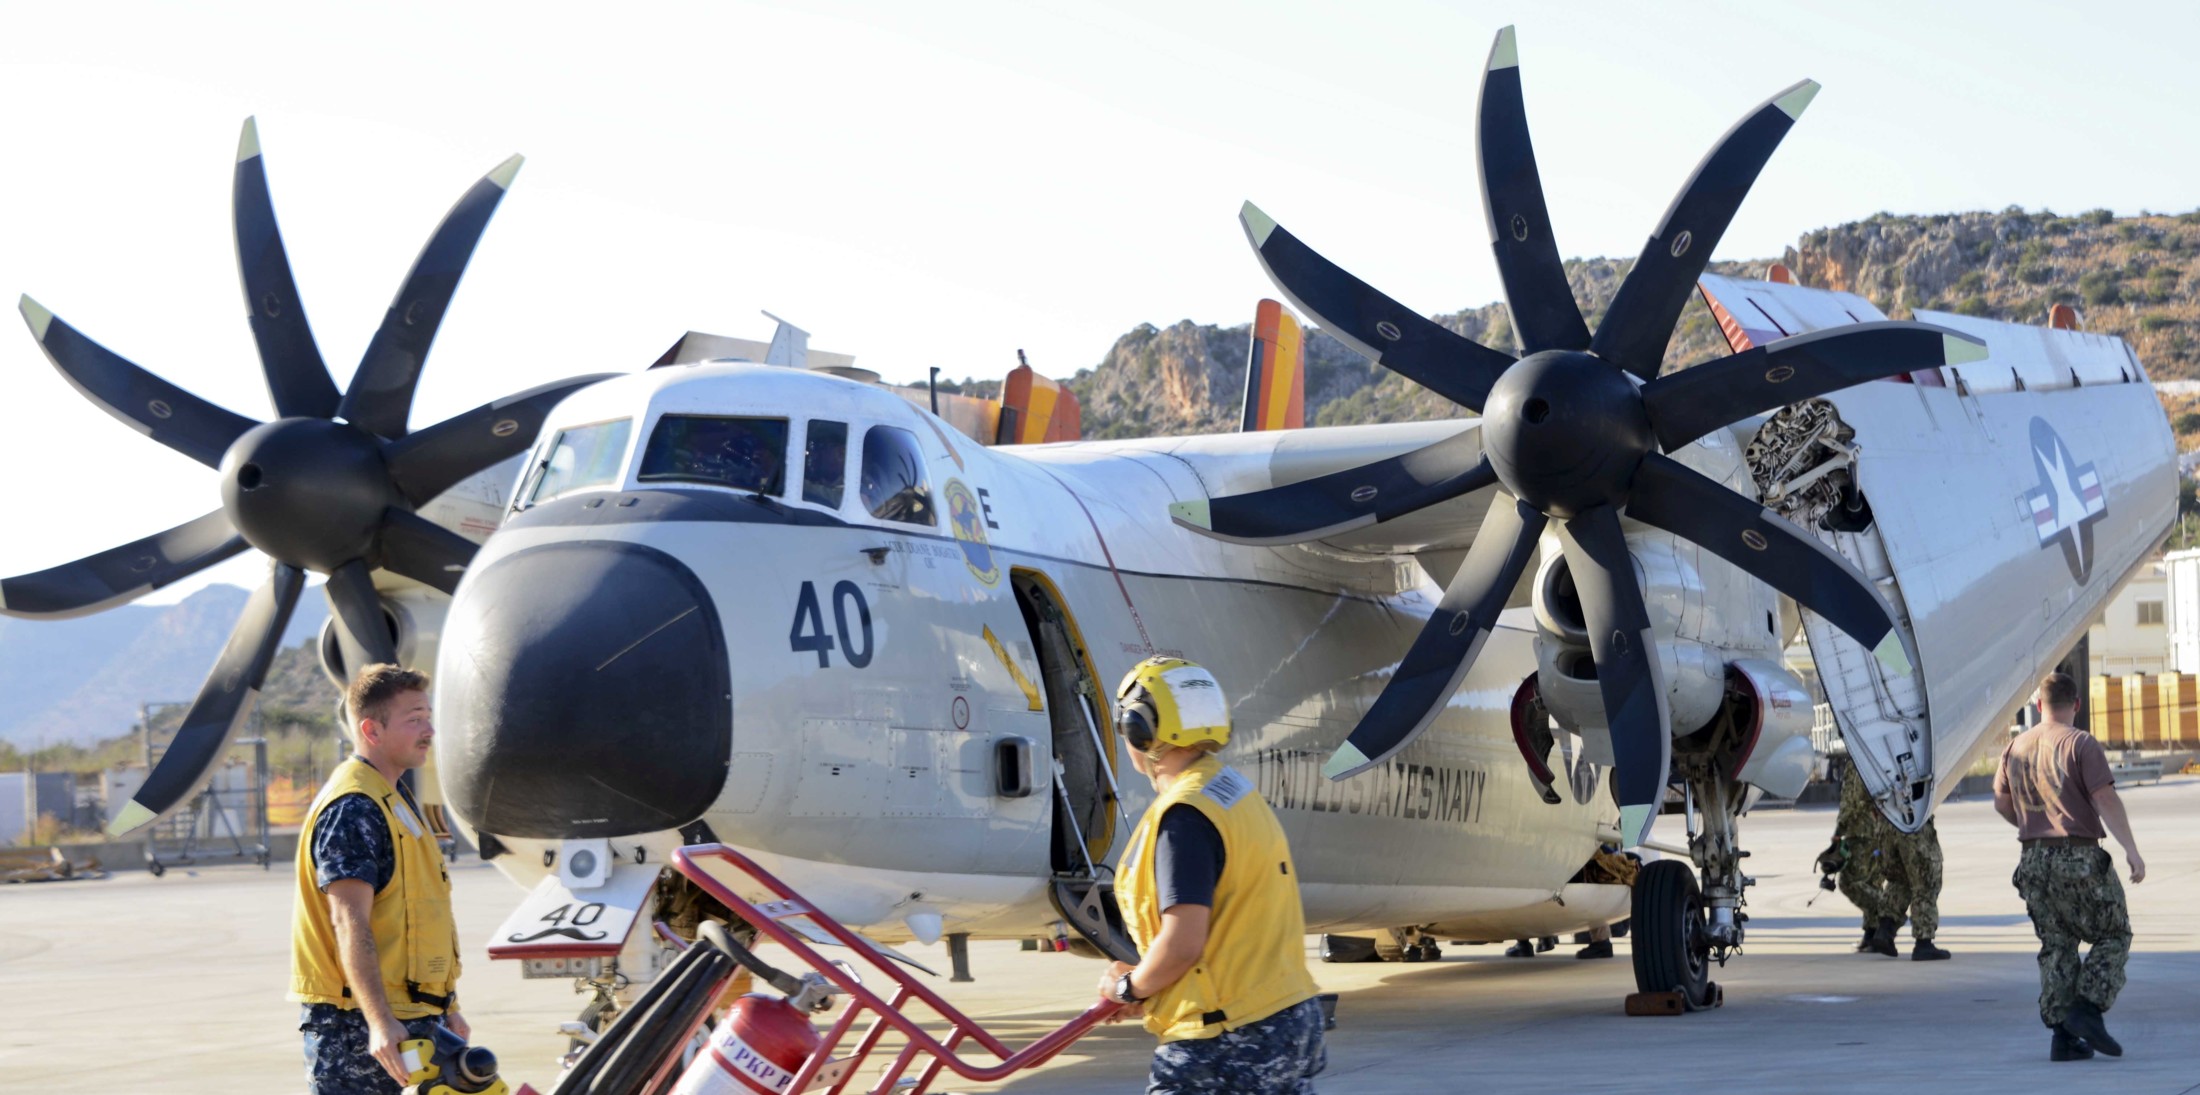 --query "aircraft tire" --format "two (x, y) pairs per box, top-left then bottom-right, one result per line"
(1630, 859), (1711, 1007)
